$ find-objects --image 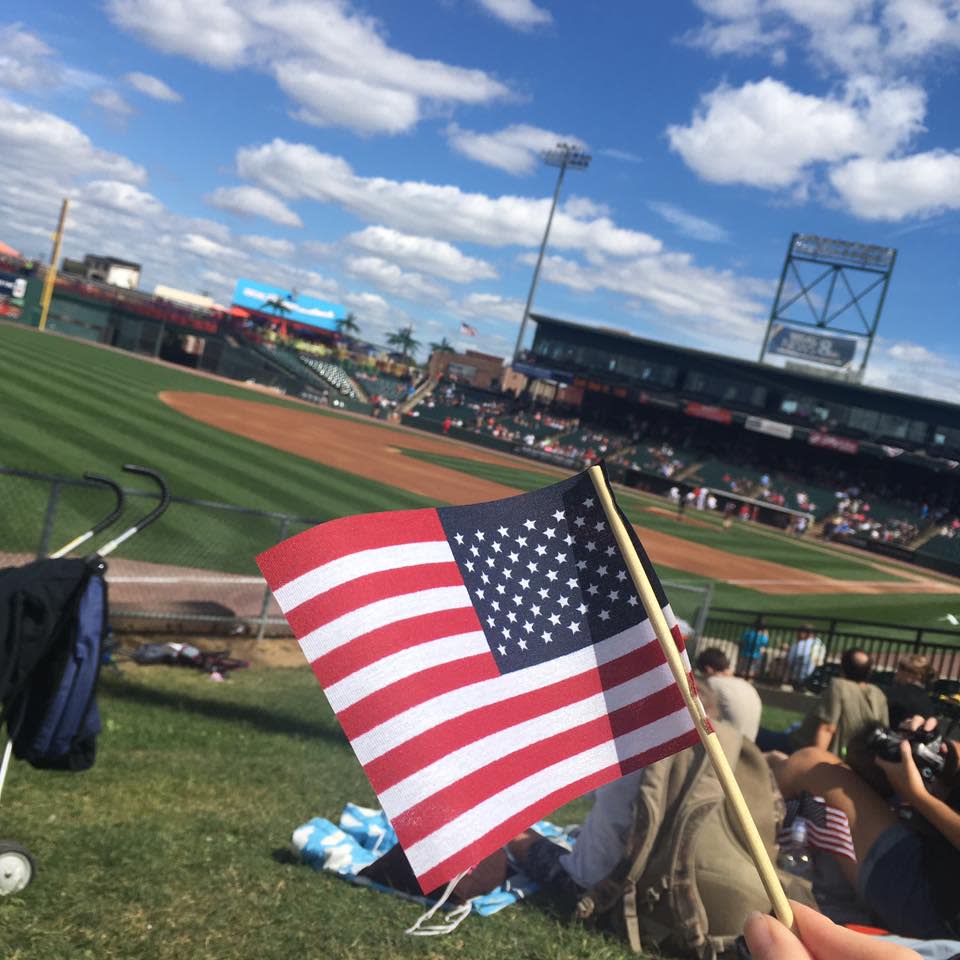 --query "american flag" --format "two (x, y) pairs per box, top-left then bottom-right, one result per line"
(459, 321), (478, 337)
(257, 468), (701, 893)
(779, 792), (857, 861)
